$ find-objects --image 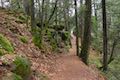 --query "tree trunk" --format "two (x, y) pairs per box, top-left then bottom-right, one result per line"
(80, 0), (91, 65)
(74, 0), (79, 56)
(64, 0), (69, 31)
(41, 0), (45, 28)
(30, 0), (35, 31)
(108, 37), (120, 64)
(47, 0), (58, 24)
(102, 0), (108, 71)
(79, 0), (84, 44)
(1, 0), (3, 8)
(108, 40), (116, 64)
